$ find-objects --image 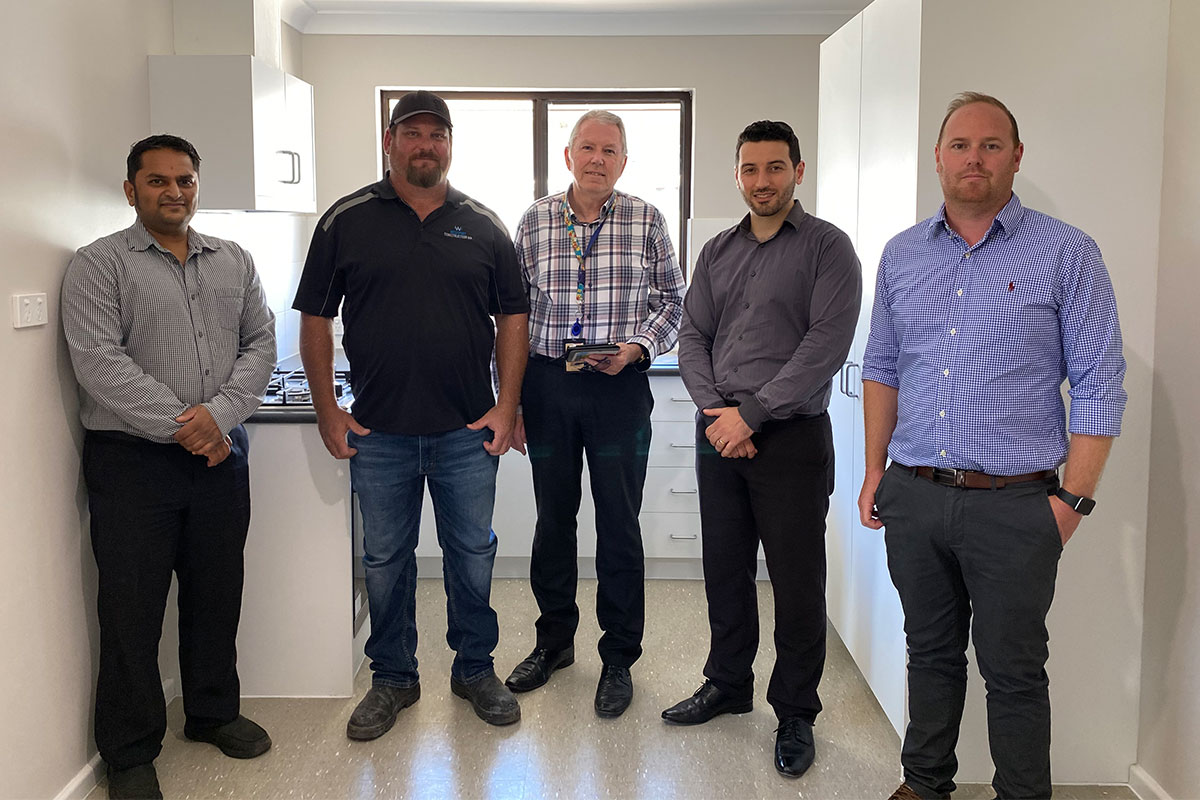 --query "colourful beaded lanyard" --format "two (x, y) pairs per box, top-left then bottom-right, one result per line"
(564, 197), (615, 337)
